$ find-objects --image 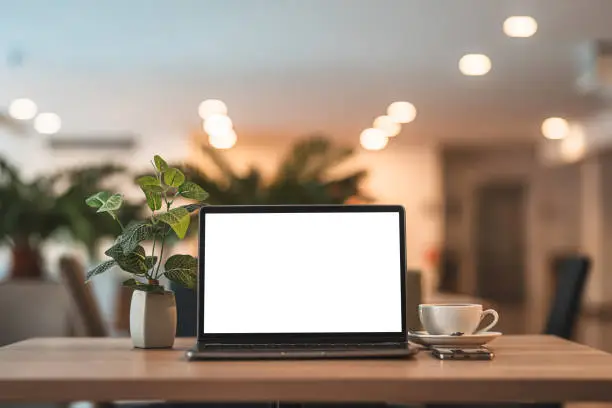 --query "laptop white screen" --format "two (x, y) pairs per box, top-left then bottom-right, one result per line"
(202, 211), (403, 334)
